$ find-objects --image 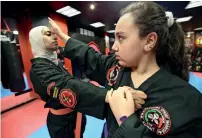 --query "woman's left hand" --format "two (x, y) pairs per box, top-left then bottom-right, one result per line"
(48, 17), (63, 36)
(108, 87), (135, 126)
